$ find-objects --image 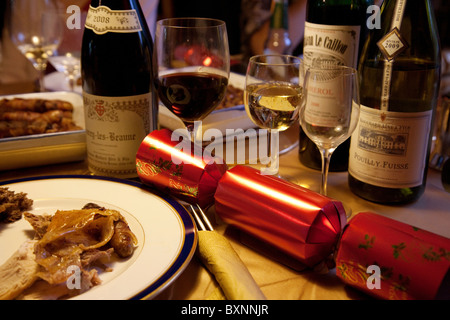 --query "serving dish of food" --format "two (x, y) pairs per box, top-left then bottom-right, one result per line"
(0, 175), (197, 300)
(0, 92), (86, 171)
